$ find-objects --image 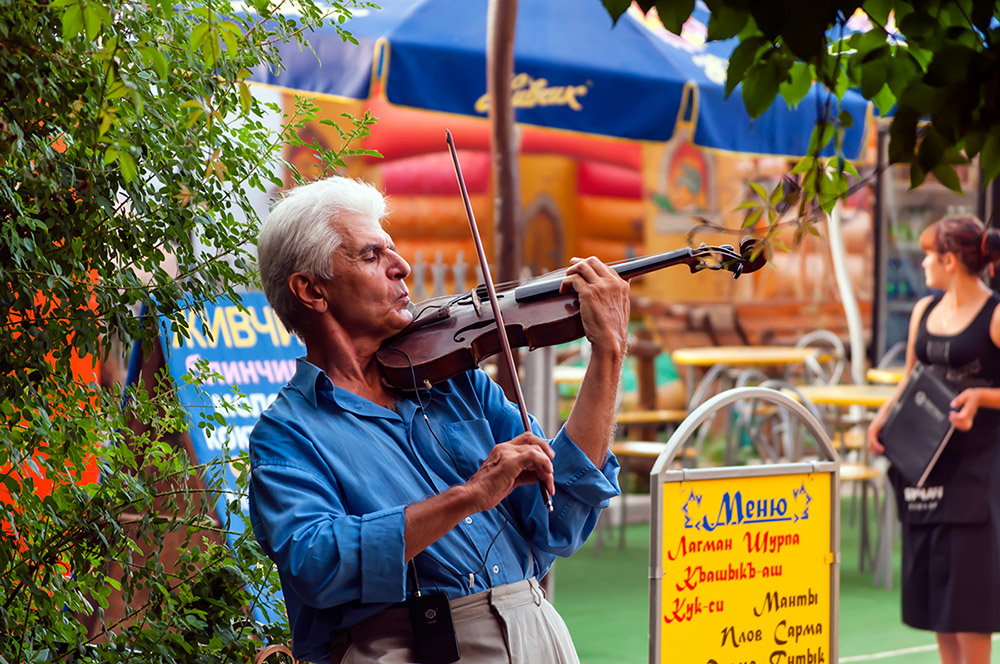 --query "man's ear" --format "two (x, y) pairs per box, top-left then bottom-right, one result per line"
(288, 273), (329, 314)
